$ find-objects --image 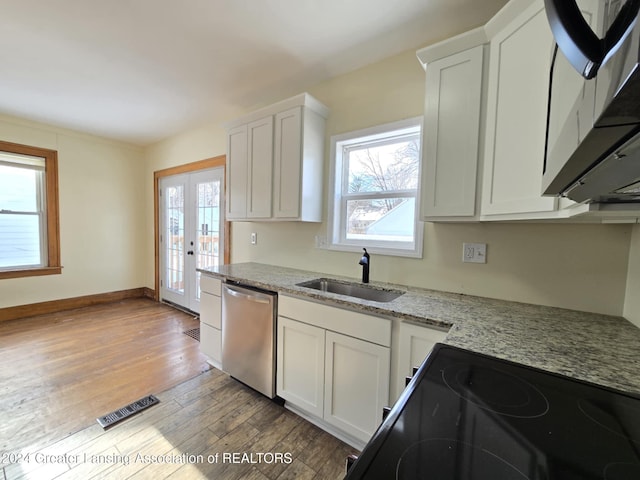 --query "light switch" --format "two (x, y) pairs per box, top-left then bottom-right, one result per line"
(250, 232), (257, 245)
(462, 243), (486, 263)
